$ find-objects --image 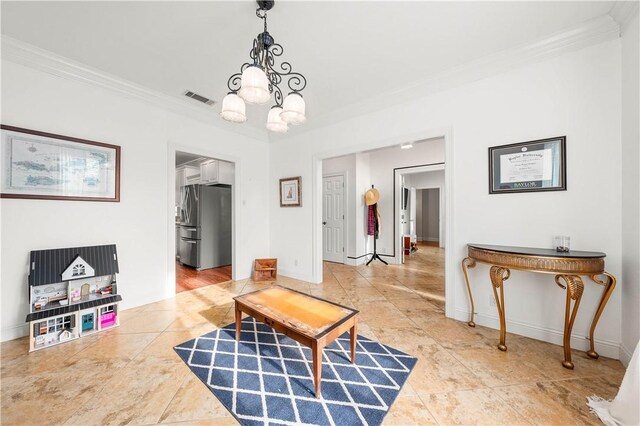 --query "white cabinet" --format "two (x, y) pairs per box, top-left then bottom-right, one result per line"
(176, 165), (200, 210)
(177, 165), (200, 187)
(200, 160), (234, 185)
